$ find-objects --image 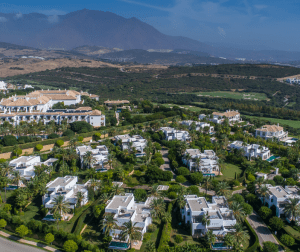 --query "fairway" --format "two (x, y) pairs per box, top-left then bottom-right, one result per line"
(159, 103), (210, 111)
(194, 91), (268, 101)
(244, 115), (300, 129)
